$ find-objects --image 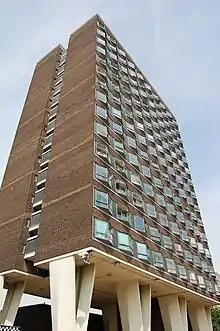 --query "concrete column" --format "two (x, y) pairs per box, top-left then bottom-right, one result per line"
(103, 302), (118, 331)
(49, 255), (76, 331)
(205, 307), (213, 331)
(158, 295), (185, 331)
(117, 280), (144, 331)
(188, 304), (210, 331)
(76, 264), (96, 331)
(140, 285), (151, 331)
(0, 275), (4, 308)
(0, 281), (25, 326)
(179, 297), (188, 331)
